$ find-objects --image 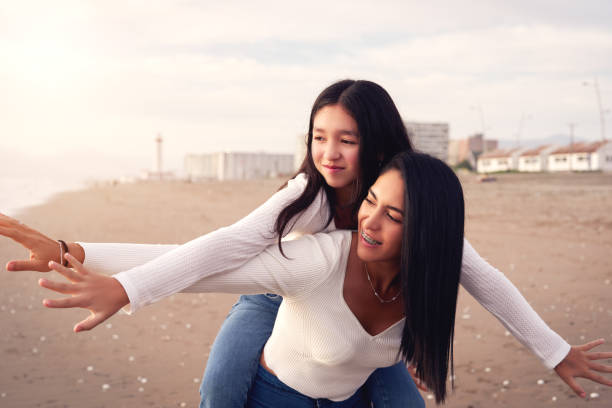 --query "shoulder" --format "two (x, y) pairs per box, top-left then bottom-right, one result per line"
(283, 173), (309, 193)
(277, 230), (351, 263)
